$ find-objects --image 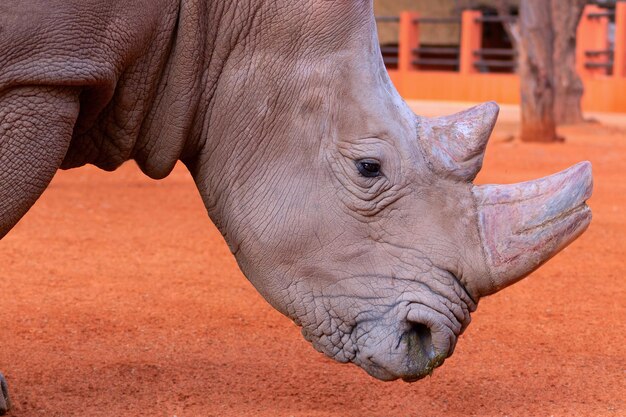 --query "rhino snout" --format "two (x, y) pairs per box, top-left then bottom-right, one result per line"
(352, 303), (461, 383)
